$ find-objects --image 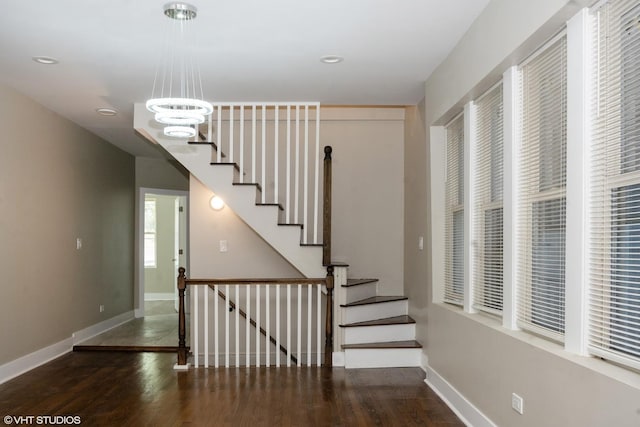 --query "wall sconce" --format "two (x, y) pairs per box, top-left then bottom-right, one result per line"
(210, 195), (225, 211)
